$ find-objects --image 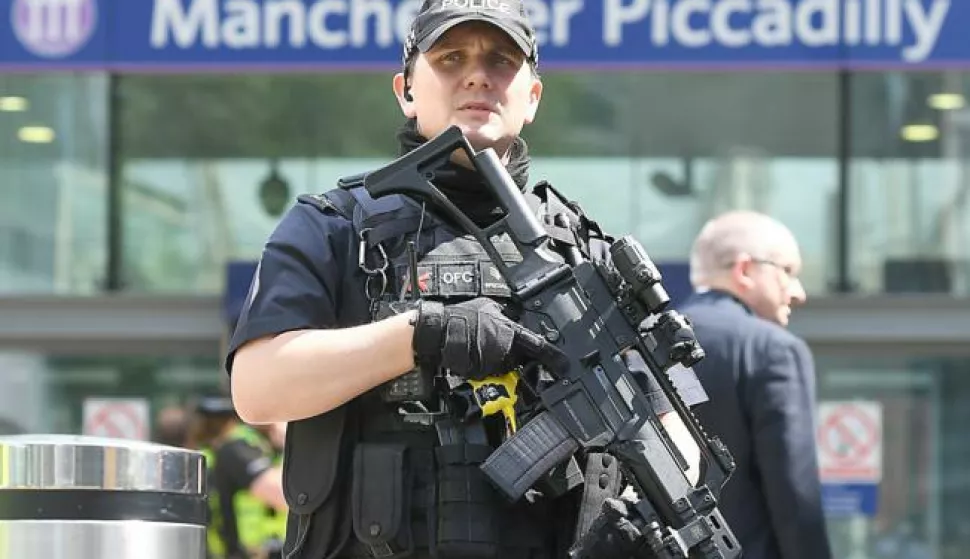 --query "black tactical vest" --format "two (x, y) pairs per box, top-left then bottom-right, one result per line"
(279, 177), (606, 559)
